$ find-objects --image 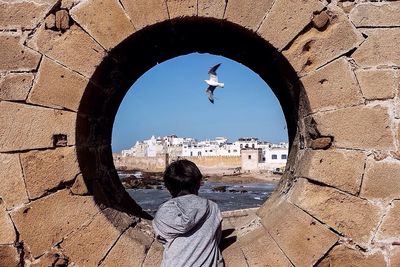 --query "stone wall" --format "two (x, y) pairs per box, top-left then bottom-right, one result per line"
(1, 0), (400, 266)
